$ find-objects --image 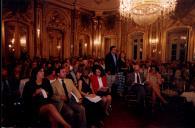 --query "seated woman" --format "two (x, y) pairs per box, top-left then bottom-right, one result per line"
(146, 65), (168, 111)
(22, 66), (70, 128)
(90, 65), (112, 116)
(76, 65), (105, 127)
